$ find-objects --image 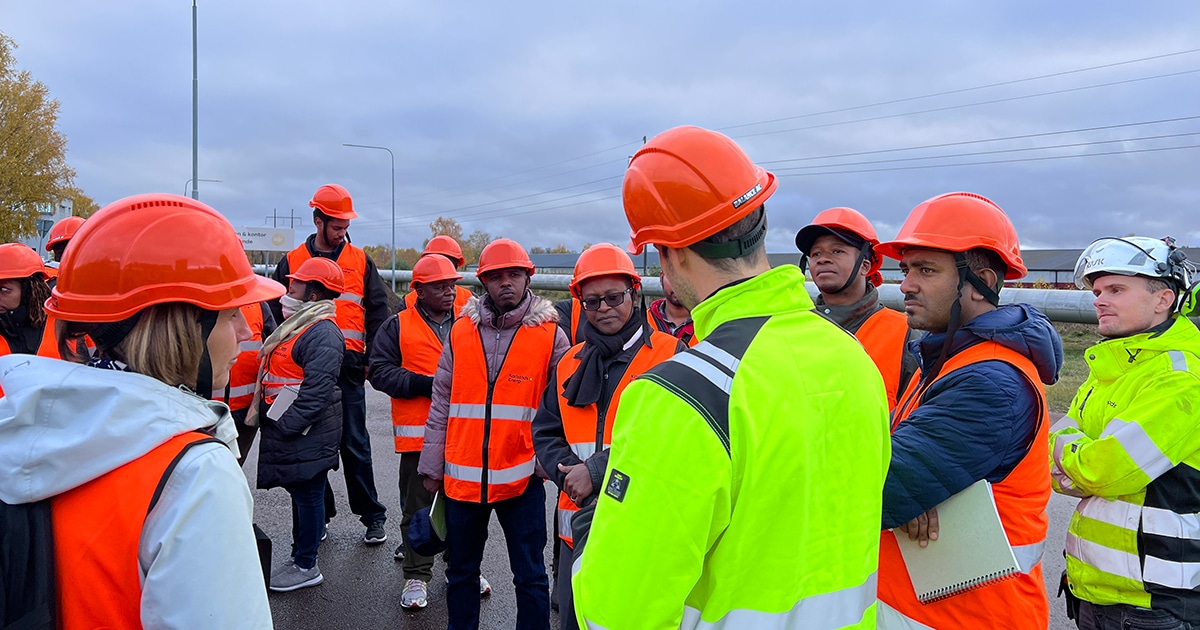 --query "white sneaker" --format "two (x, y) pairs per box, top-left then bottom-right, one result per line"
(400, 579), (428, 609)
(443, 573), (494, 596)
